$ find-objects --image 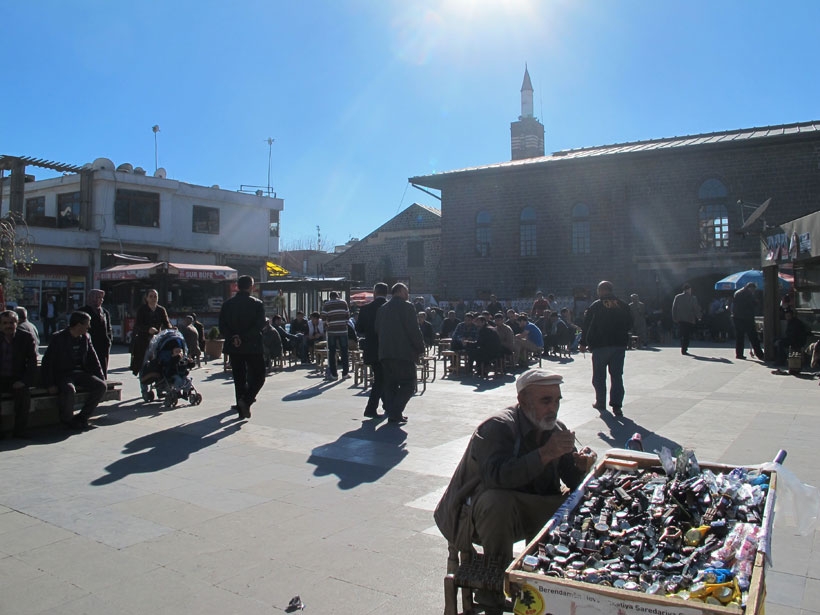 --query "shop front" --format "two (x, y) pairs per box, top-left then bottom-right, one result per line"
(97, 262), (238, 342)
(12, 264), (88, 334)
(762, 210), (820, 356)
